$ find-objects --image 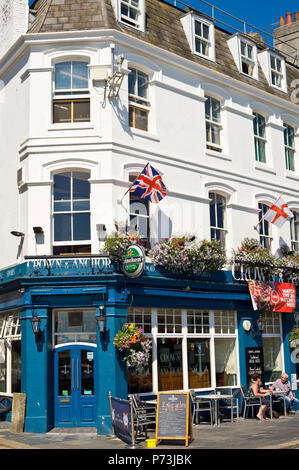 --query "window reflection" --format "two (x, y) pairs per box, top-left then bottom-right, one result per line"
(158, 338), (183, 391)
(187, 339), (211, 388)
